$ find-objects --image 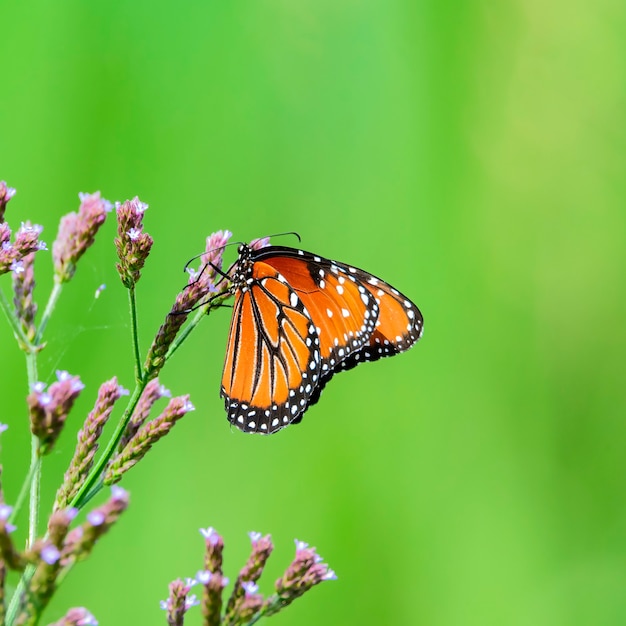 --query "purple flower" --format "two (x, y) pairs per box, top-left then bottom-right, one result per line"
(54, 378), (126, 510)
(0, 503), (13, 520)
(53, 192), (110, 282)
(28, 371), (84, 455)
(241, 581), (259, 595)
(114, 197), (154, 288)
(200, 527), (220, 544)
(41, 544), (61, 565)
(87, 511), (105, 527)
(0, 180), (16, 222)
(111, 485), (128, 502)
(0, 220), (46, 275)
(196, 569), (212, 584)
